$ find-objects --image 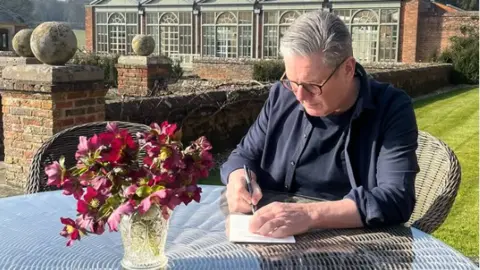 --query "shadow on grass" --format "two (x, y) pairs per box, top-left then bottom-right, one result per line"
(413, 87), (476, 110)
